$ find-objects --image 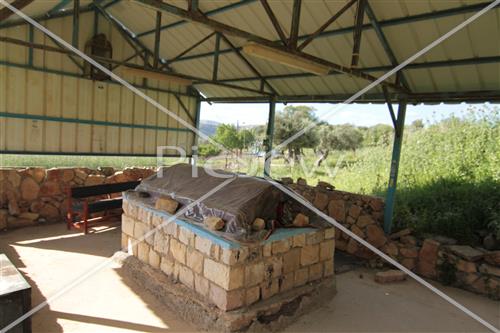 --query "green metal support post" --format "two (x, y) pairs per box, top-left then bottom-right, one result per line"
(191, 93), (202, 167)
(383, 97), (407, 233)
(264, 98), (276, 177)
